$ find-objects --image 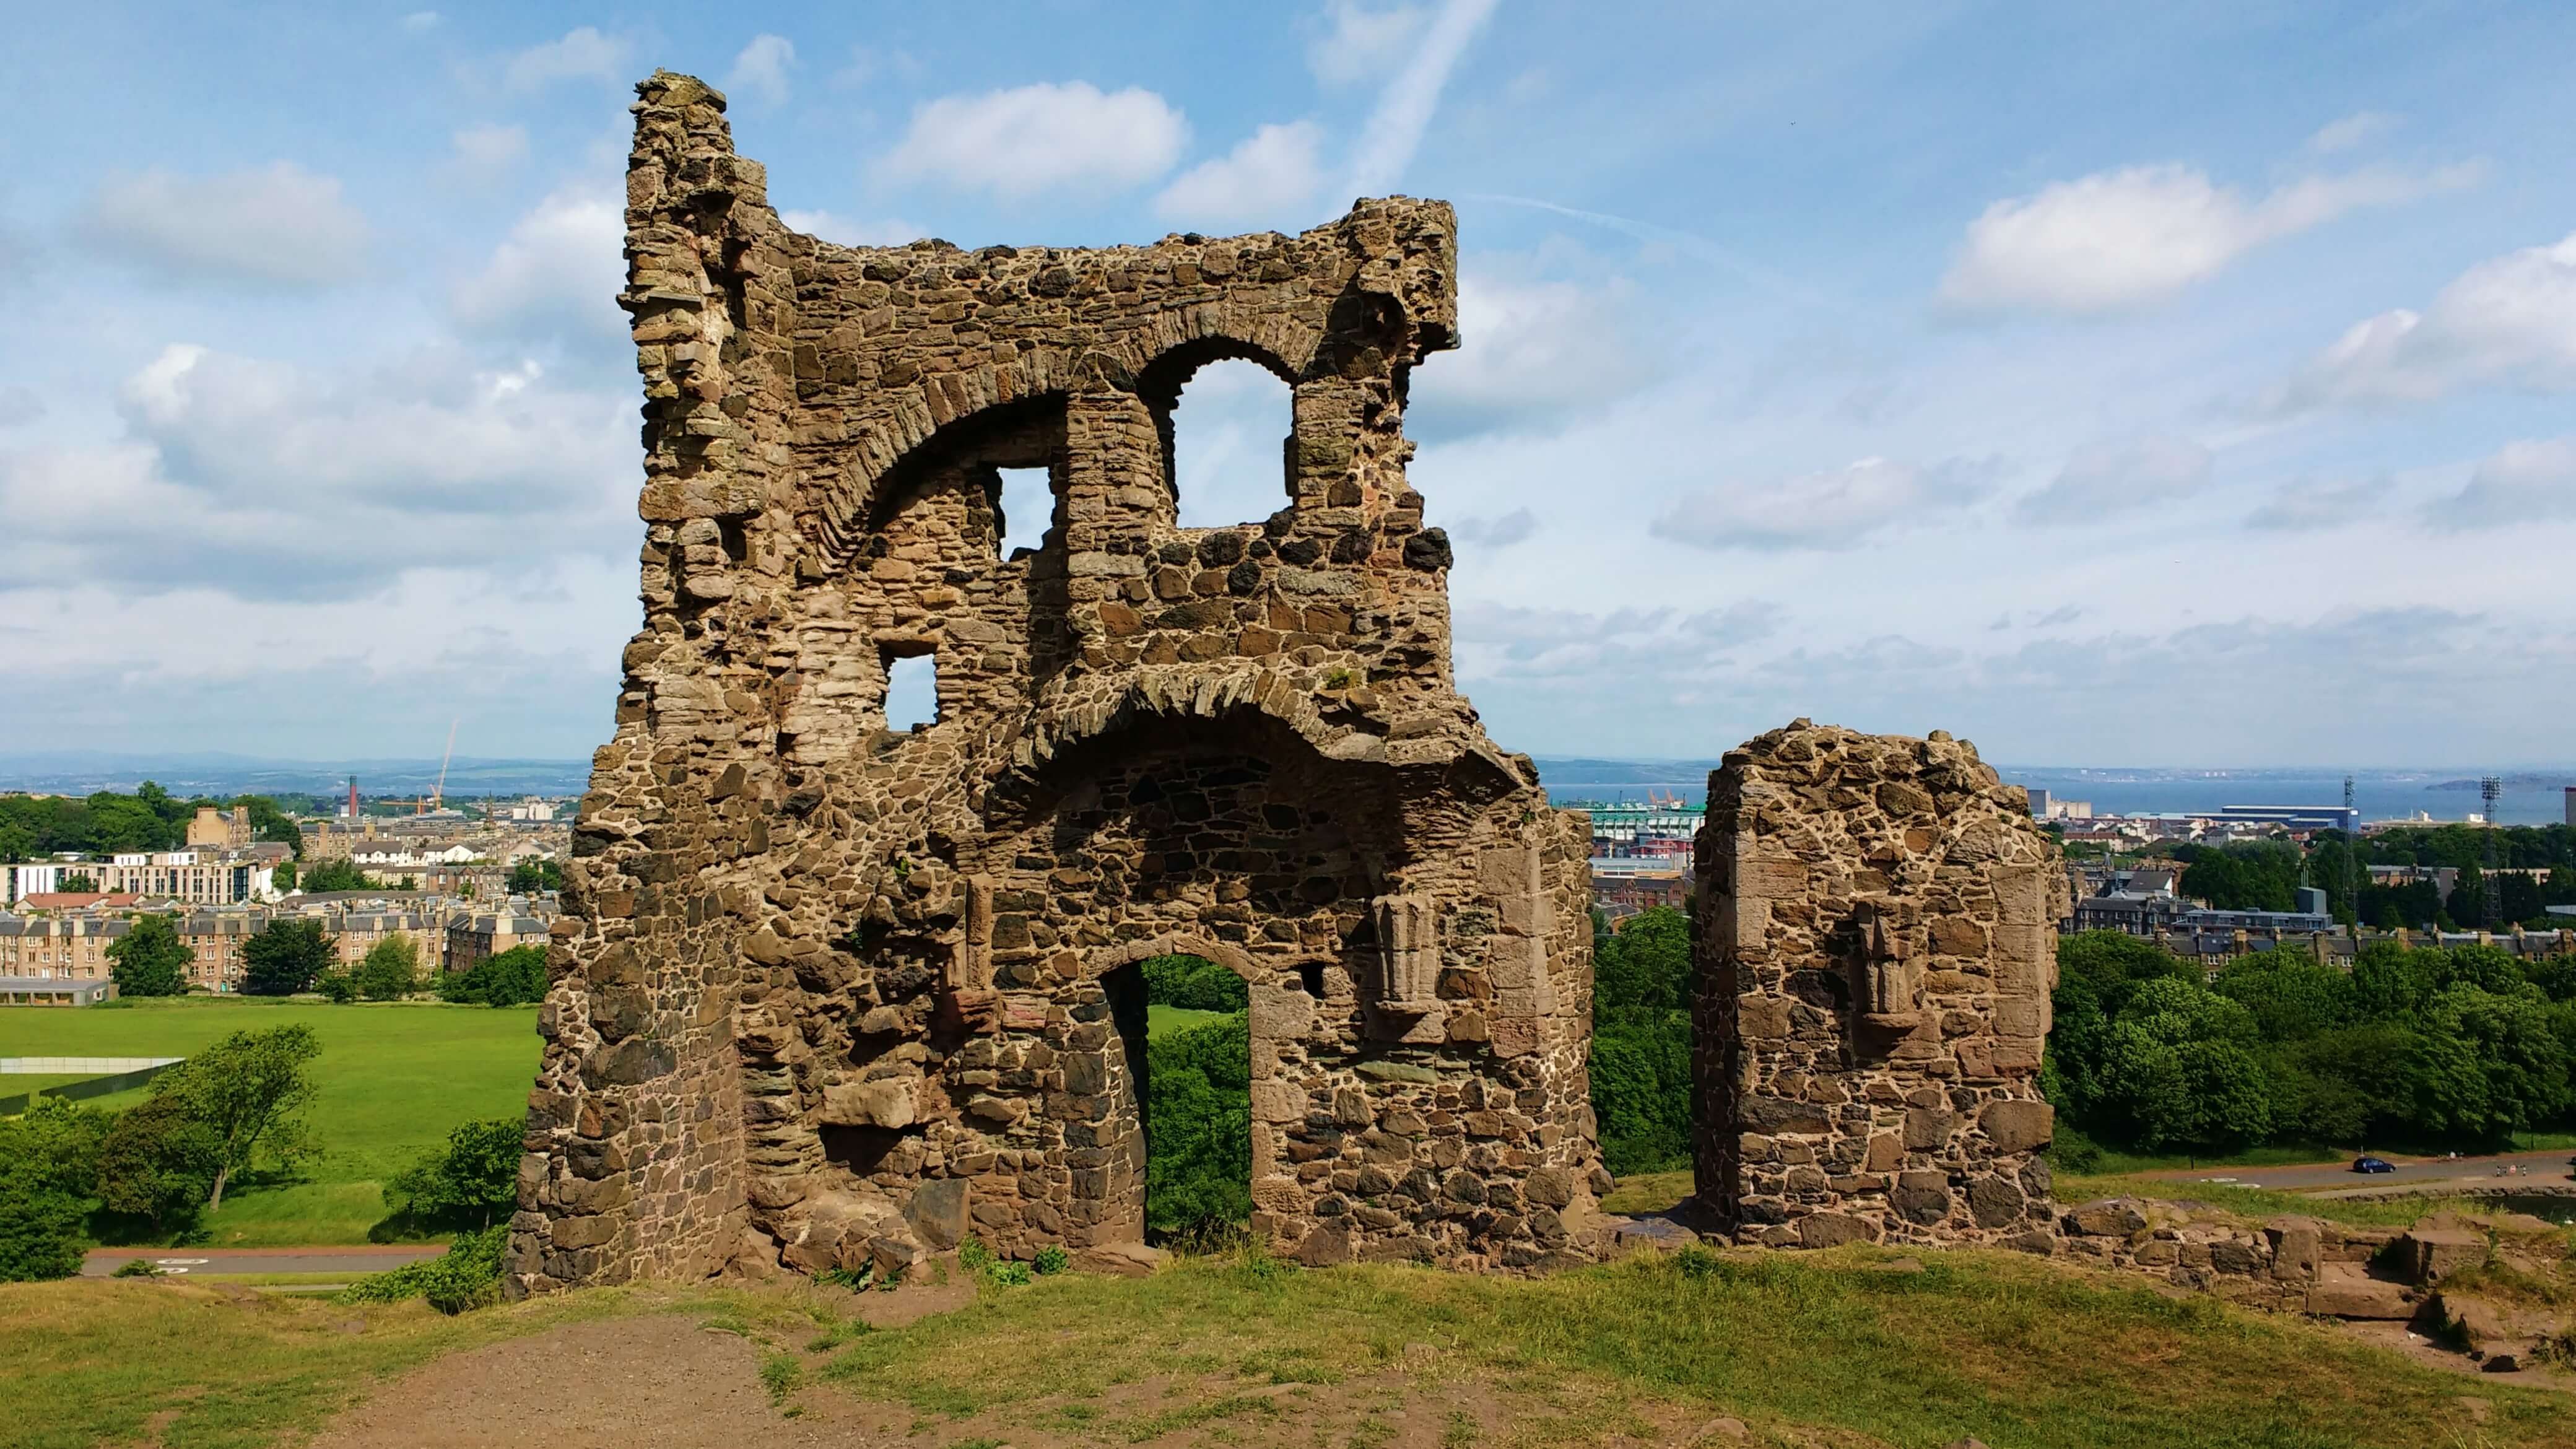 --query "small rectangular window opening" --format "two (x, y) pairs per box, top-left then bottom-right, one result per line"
(996, 468), (1052, 559)
(884, 651), (938, 731)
